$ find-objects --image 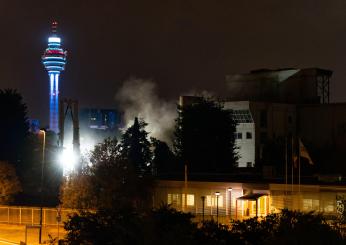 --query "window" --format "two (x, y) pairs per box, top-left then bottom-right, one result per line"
(260, 110), (267, 128)
(182, 194), (195, 206)
(234, 132), (242, 140)
(167, 194), (181, 206)
(303, 199), (320, 211)
(232, 110), (254, 123)
(323, 201), (334, 212)
(246, 162), (252, 167)
(246, 132), (252, 139)
(206, 195), (224, 207)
